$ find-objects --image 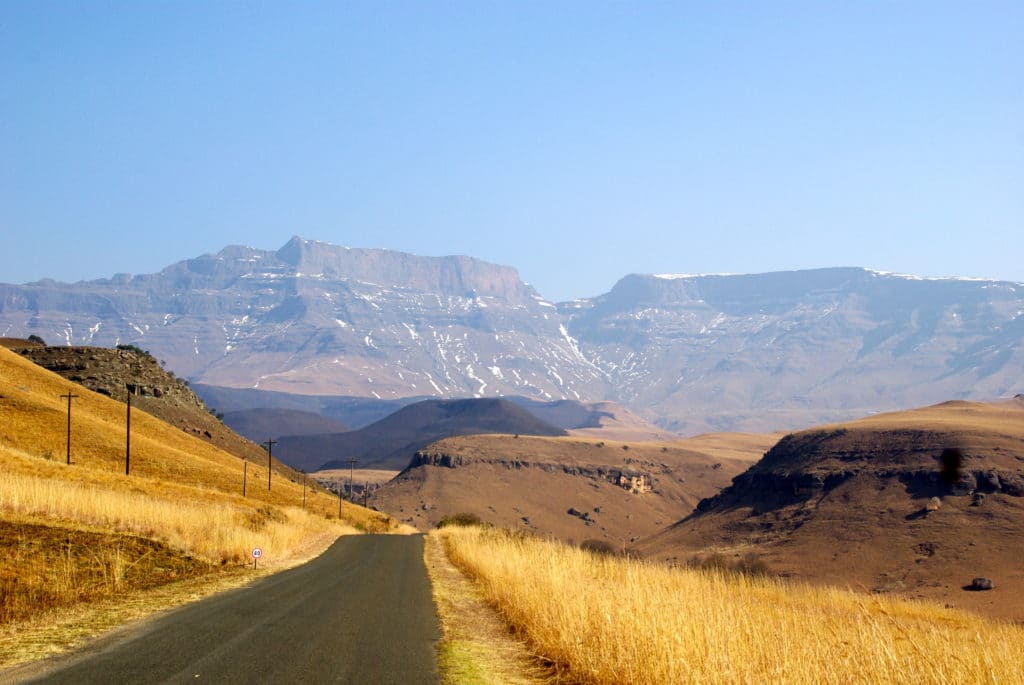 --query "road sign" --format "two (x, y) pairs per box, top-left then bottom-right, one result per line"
(252, 547), (263, 559)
